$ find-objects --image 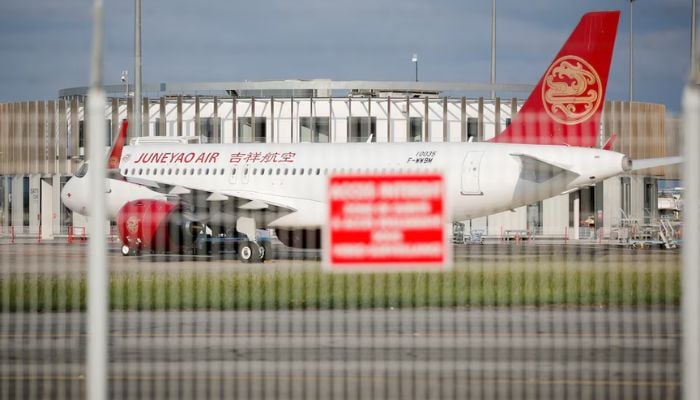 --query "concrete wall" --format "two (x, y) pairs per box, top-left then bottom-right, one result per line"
(542, 194), (569, 236)
(488, 208), (527, 236)
(604, 177), (623, 229)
